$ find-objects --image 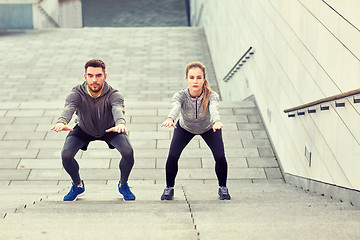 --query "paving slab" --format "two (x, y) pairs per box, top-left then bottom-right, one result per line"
(27, 169), (69, 181)
(0, 169), (30, 181)
(110, 158), (156, 169)
(264, 168), (284, 179)
(36, 149), (81, 159)
(13, 117), (54, 124)
(156, 157), (202, 169)
(3, 132), (46, 140)
(129, 131), (170, 140)
(0, 149), (39, 159)
(27, 140), (68, 149)
(1, 184), (197, 240)
(247, 157), (279, 168)
(258, 147), (275, 157)
(182, 181), (360, 240)
(0, 159), (20, 168)
(0, 140), (29, 149)
(157, 139), (200, 149)
(237, 122), (266, 131)
(203, 157), (248, 168)
(252, 130), (269, 139)
(18, 159), (62, 169)
(0, 117), (14, 124)
(242, 139), (272, 148)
